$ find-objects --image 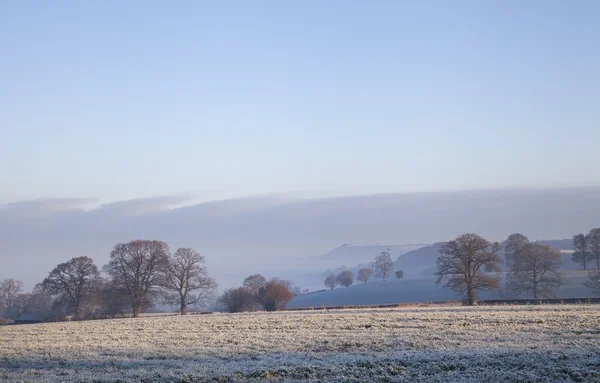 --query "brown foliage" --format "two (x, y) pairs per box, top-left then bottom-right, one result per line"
(259, 280), (294, 311)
